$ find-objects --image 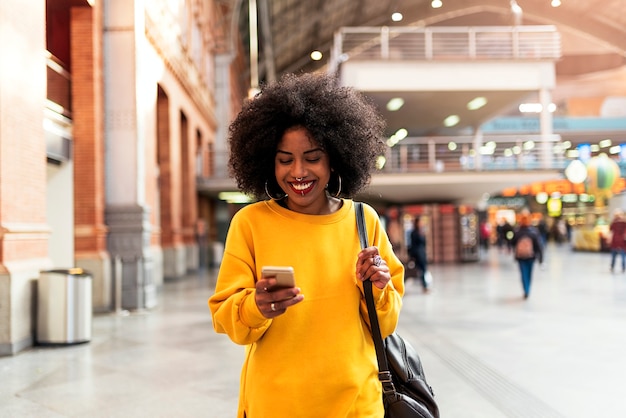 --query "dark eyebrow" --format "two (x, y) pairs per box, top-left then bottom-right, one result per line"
(276, 148), (324, 156)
